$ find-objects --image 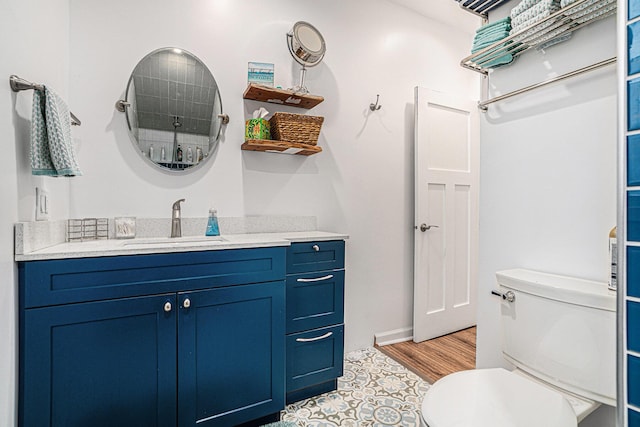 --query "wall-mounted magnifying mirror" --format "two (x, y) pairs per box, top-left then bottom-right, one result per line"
(115, 47), (229, 172)
(287, 21), (326, 94)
